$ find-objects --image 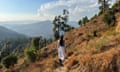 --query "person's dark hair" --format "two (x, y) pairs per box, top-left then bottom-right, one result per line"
(59, 35), (64, 46)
